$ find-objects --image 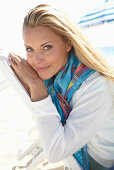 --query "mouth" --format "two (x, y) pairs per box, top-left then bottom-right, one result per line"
(36, 65), (50, 72)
